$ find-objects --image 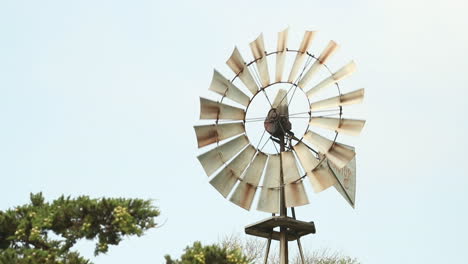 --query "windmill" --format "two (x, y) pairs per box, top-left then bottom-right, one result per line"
(194, 28), (365, 264)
